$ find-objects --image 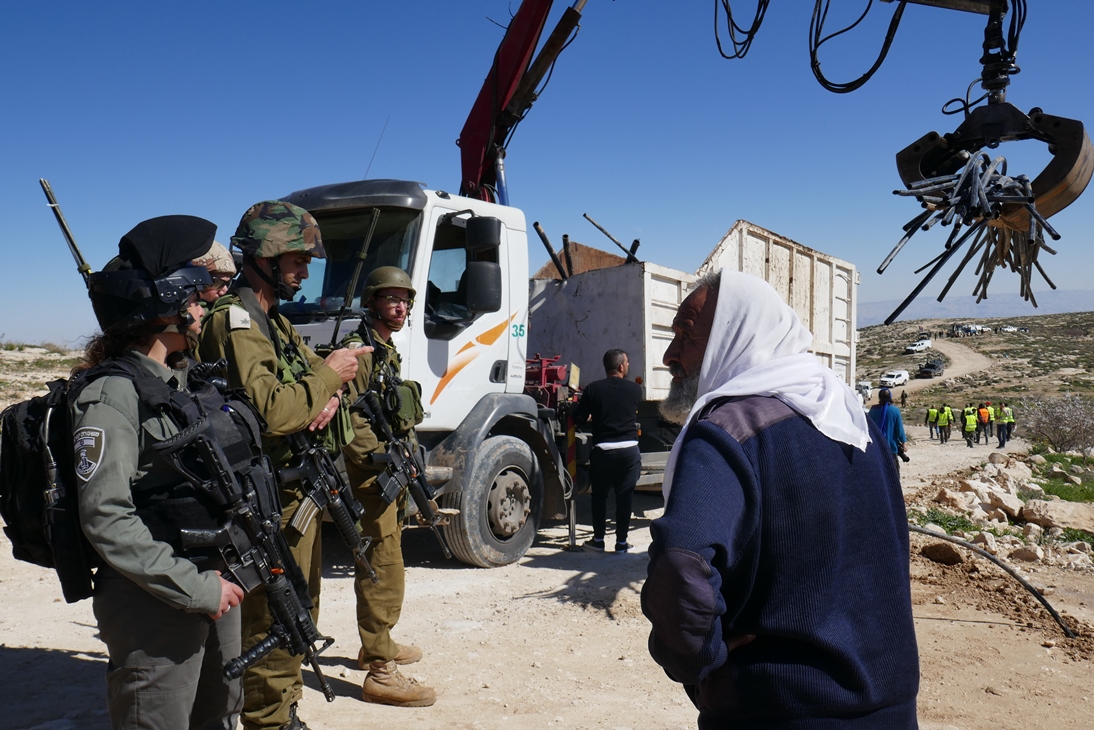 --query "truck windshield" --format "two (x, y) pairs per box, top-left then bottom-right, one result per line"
(282, 206), (422, 315)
